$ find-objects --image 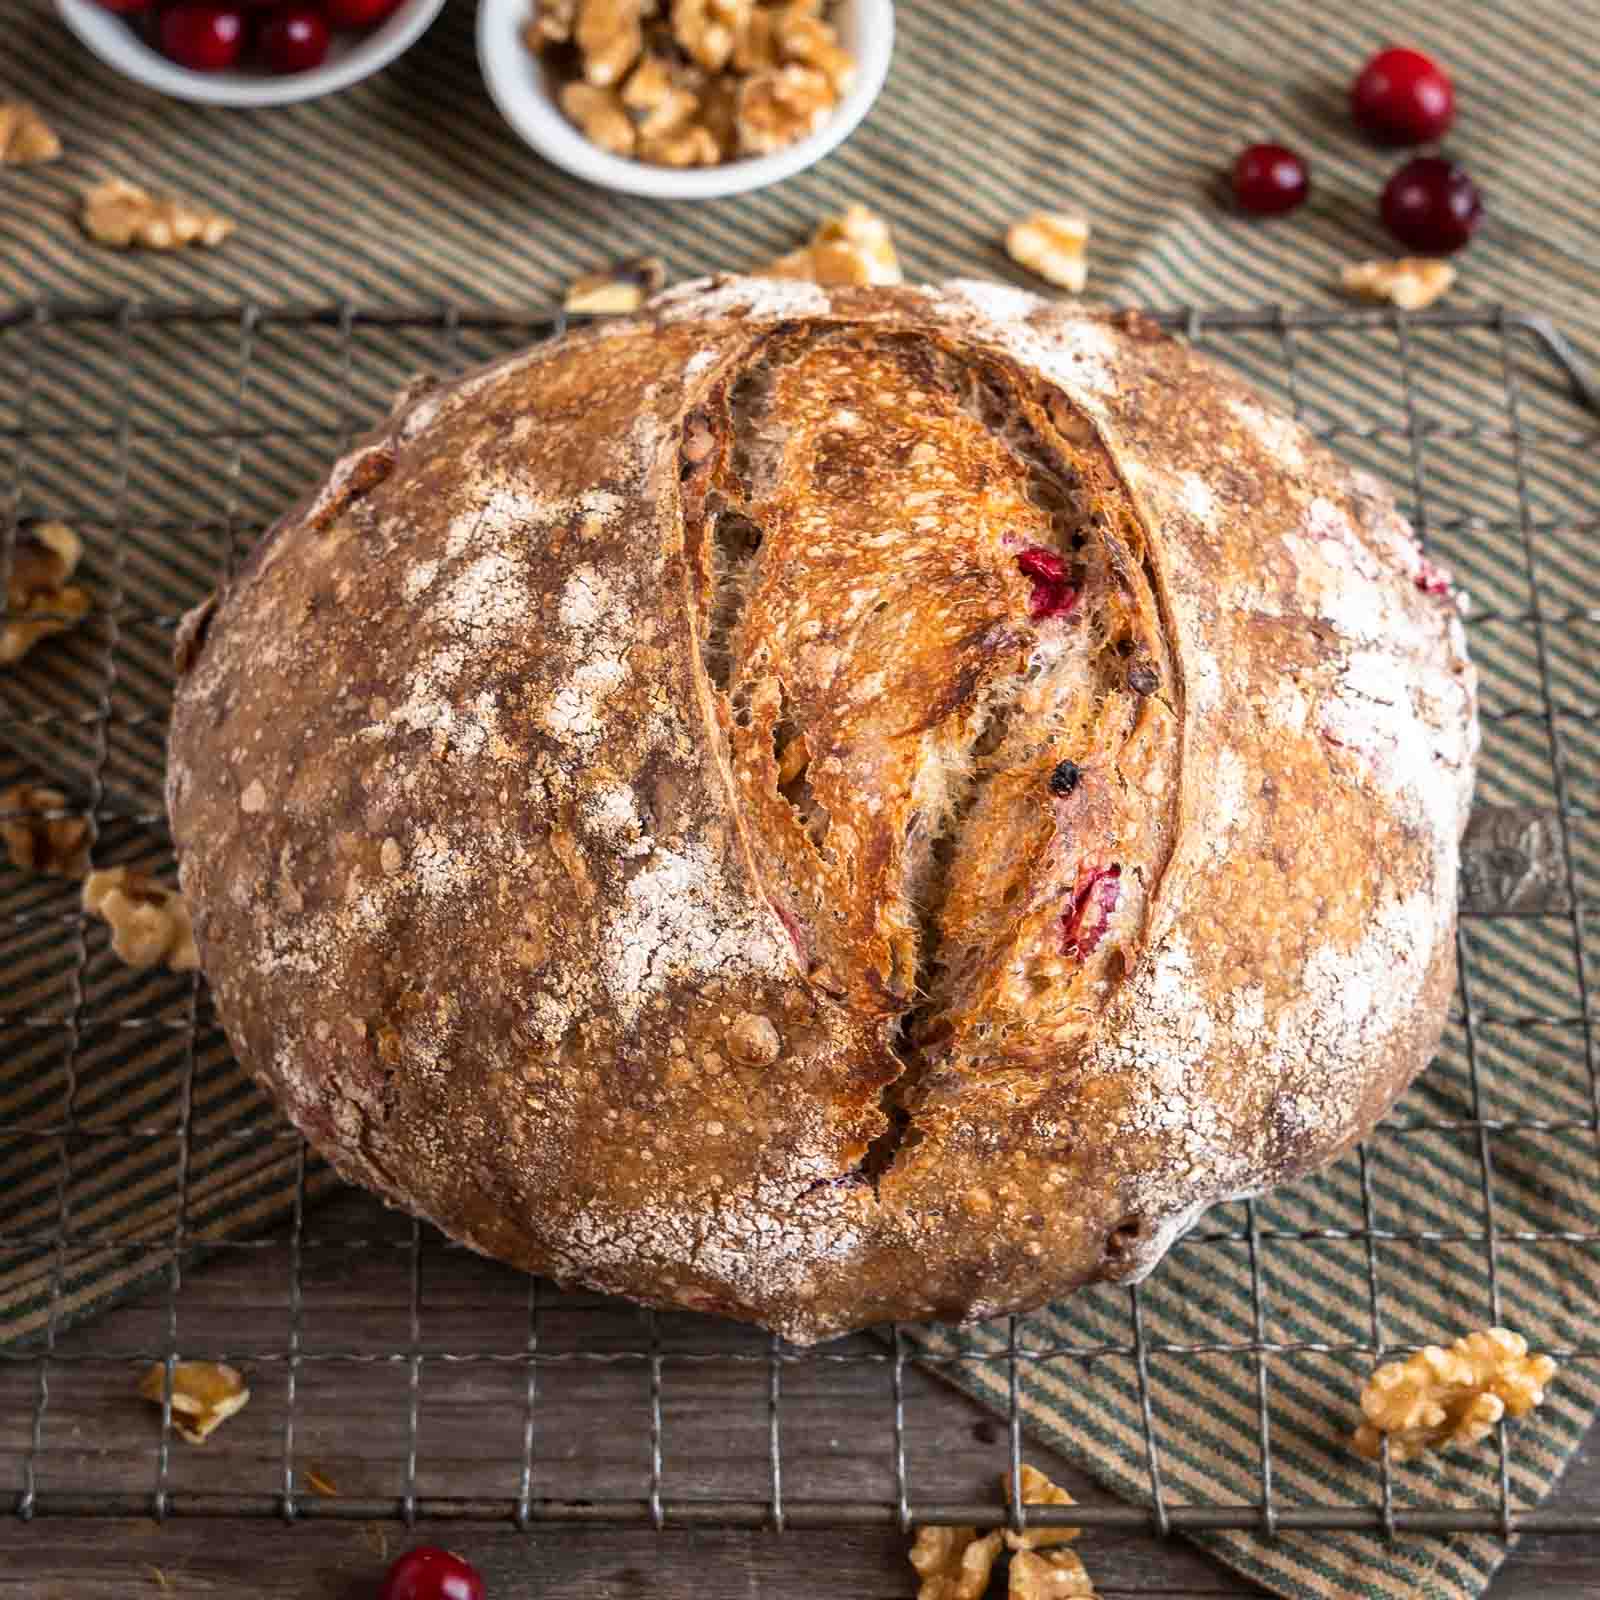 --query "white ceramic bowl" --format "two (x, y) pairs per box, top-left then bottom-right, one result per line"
(478, 0), (893, 199)
(55, 0), (446, 107)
